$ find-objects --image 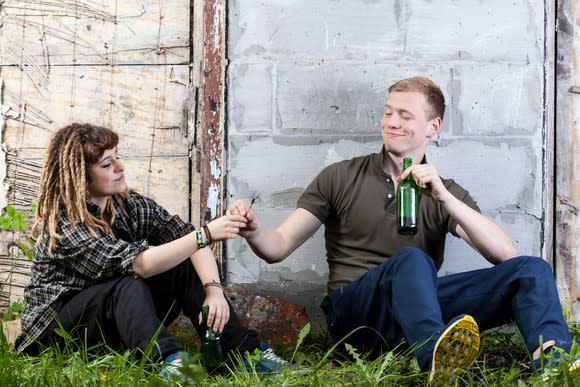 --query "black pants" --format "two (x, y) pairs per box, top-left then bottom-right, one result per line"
(26, 260), (259, 360)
